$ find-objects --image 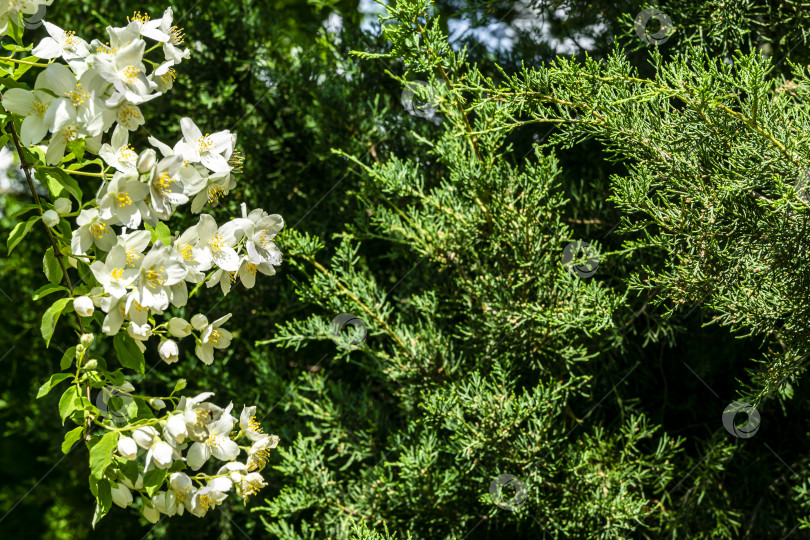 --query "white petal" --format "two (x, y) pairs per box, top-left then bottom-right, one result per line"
(186, 441), (210, 471)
